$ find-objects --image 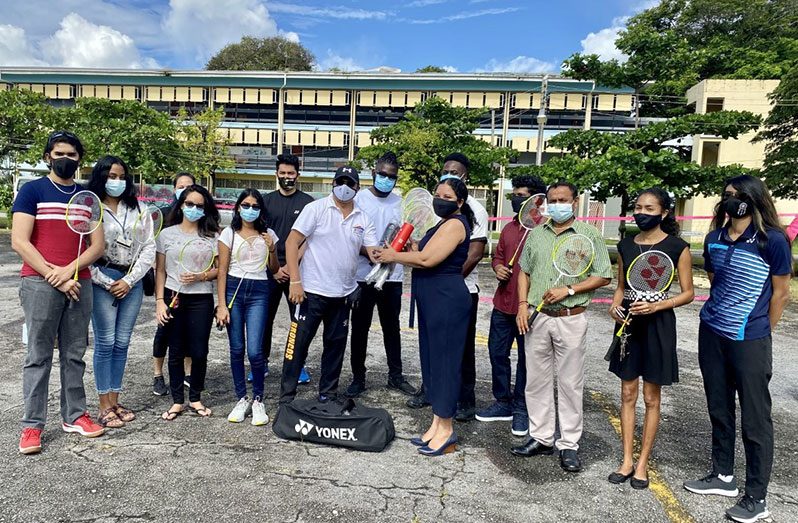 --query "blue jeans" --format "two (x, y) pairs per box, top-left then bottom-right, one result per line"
(91, 267), (144, 394)
(487, 308), (527, 414)
(226, 276), (269, 399)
